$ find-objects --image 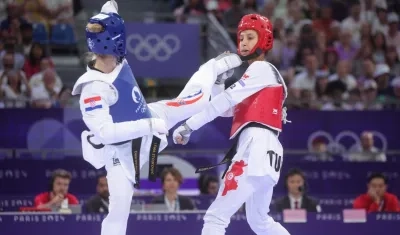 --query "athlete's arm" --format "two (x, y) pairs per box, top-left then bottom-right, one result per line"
(80, 81), (166, 144)
(186, 61), (278, 131)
